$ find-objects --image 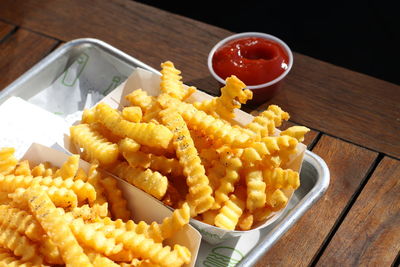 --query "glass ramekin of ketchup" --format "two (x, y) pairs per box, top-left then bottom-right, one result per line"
(208, 32), (293, 104)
